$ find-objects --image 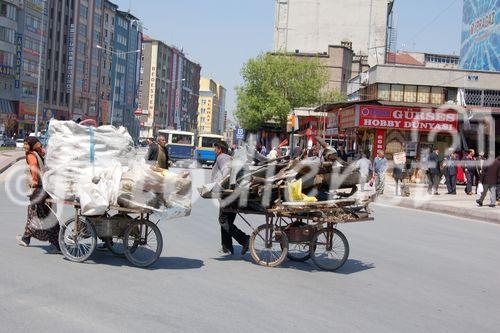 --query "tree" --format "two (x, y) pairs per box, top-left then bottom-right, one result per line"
(236, 53), (346, 131)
